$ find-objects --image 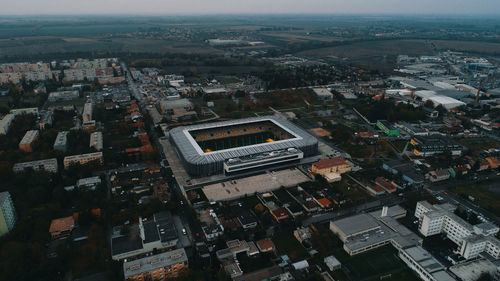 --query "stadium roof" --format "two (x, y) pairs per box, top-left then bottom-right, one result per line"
(169, 115), (317, 165)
